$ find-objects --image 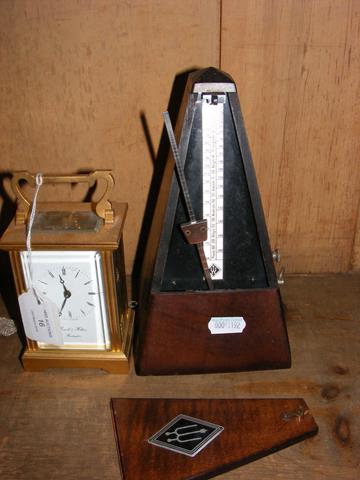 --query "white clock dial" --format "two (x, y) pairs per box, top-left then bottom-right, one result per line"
(20, 251), (110, 350)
